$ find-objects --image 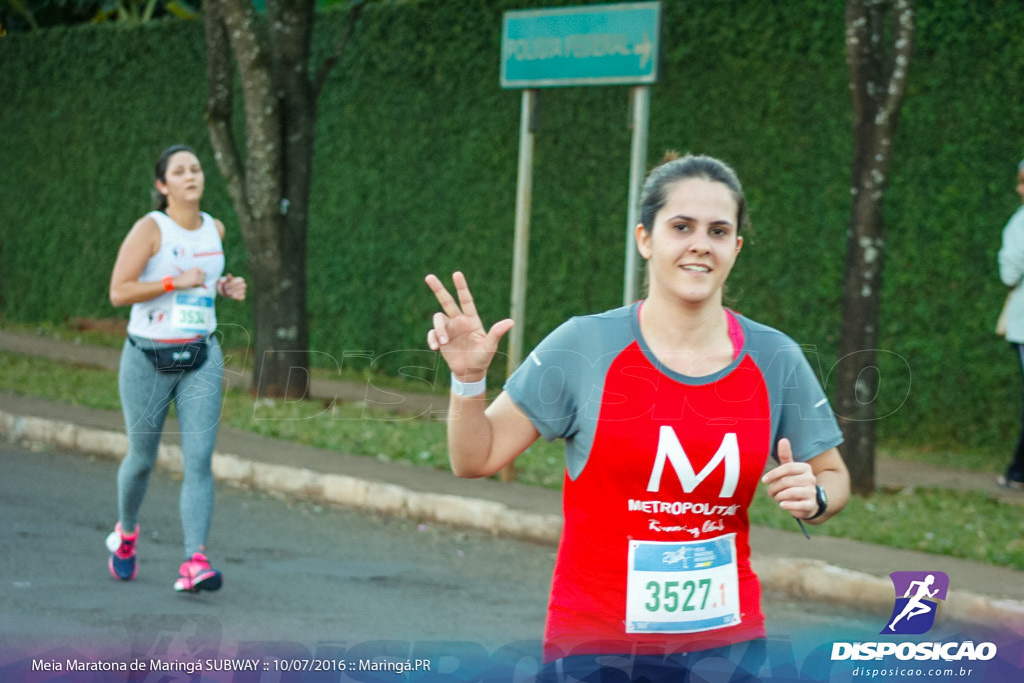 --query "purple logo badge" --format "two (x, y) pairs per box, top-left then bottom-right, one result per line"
(881, 571), (949, 635)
